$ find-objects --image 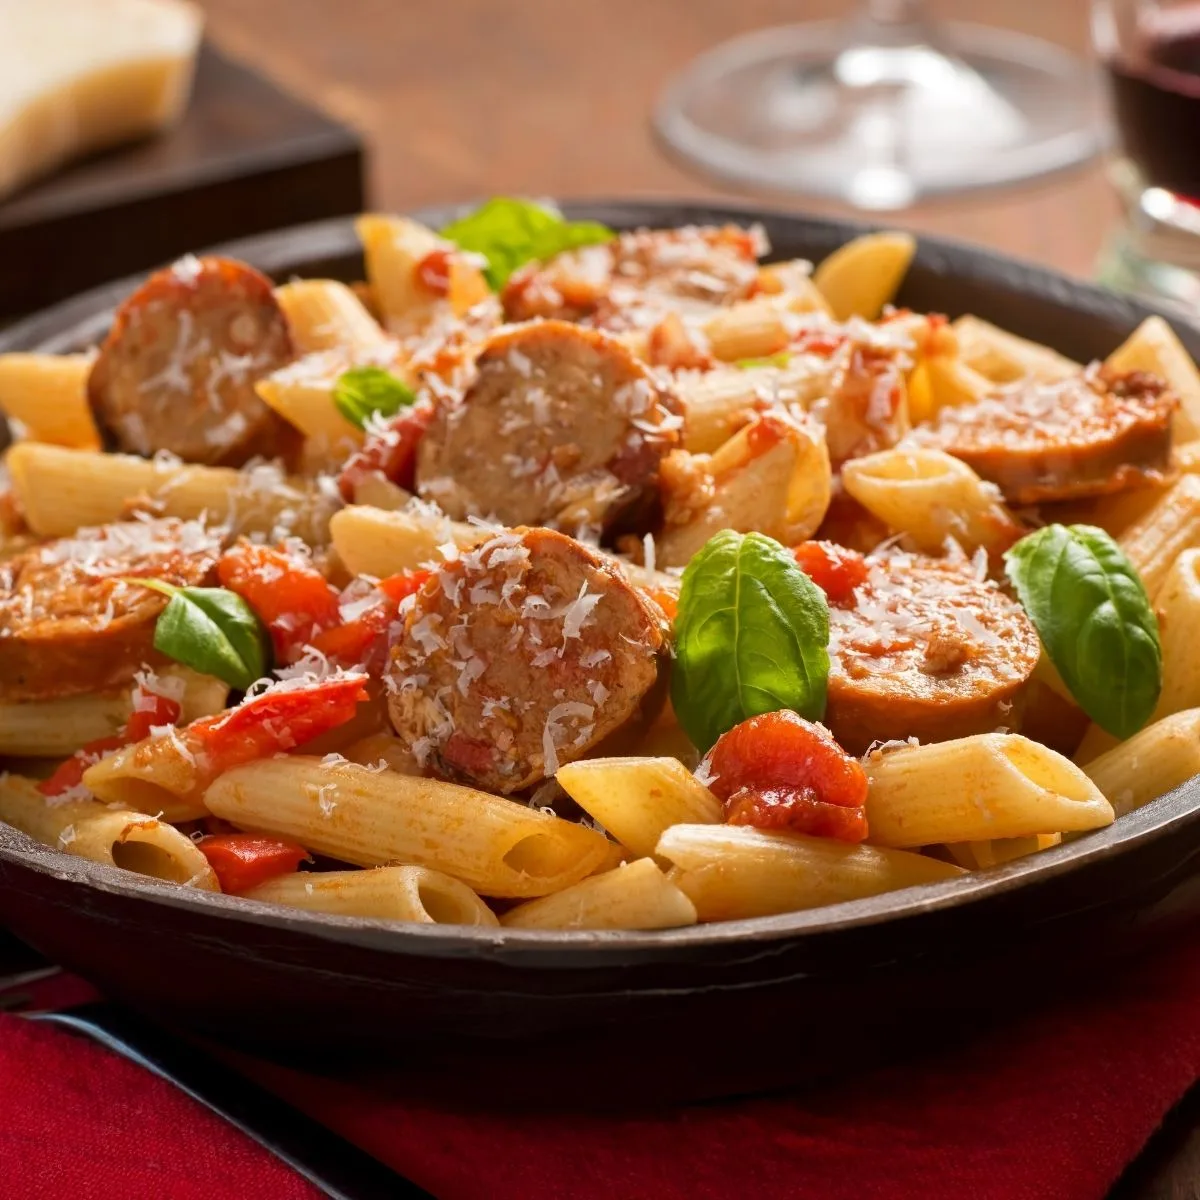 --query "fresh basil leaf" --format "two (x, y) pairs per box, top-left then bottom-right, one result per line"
(671, 530), (830, 753)
(440, 197), (615, 290)
(126, 579), (270, 692)
(736, 353), (792, 369)
(1004, 524), (1161, 738)
(333, 367), (417, 430)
